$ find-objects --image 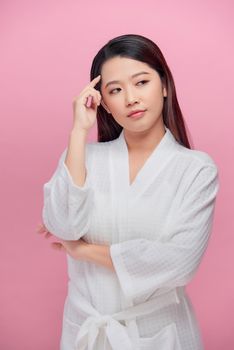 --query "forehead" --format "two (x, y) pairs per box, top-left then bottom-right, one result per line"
(101, 56), (155, 78)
